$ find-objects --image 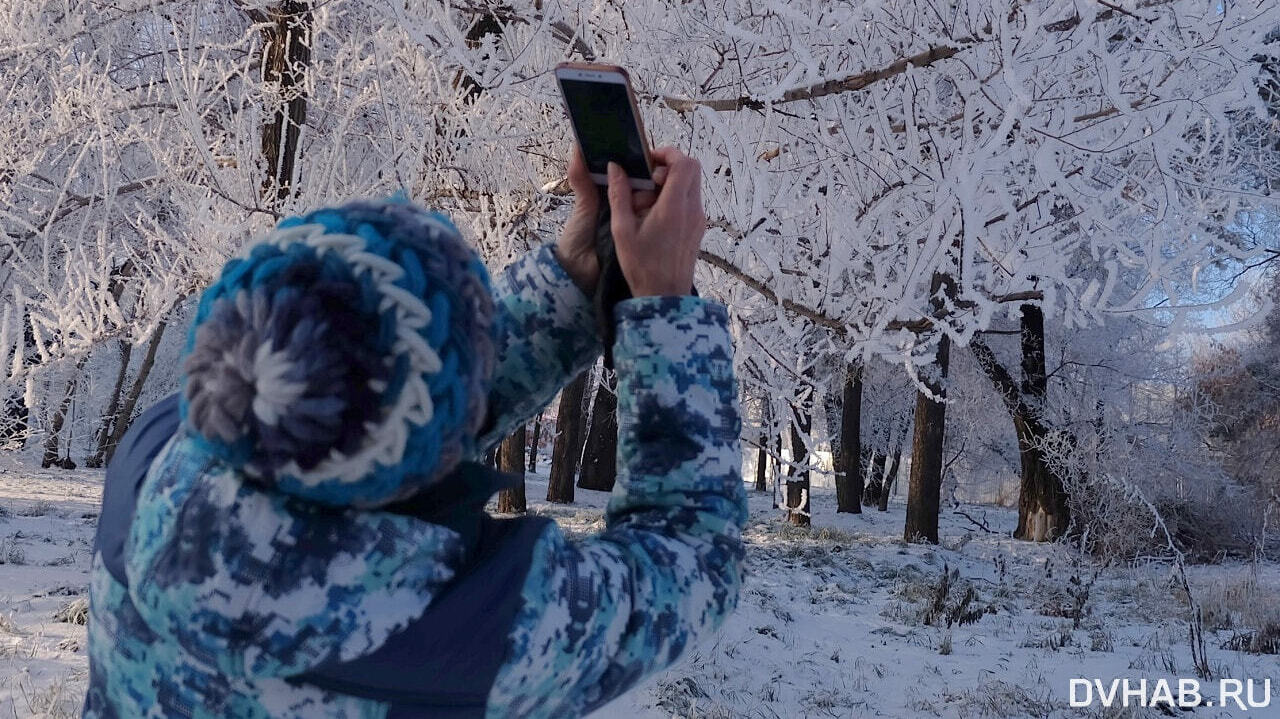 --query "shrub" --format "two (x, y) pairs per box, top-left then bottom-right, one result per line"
(53, 597), (89, 625)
